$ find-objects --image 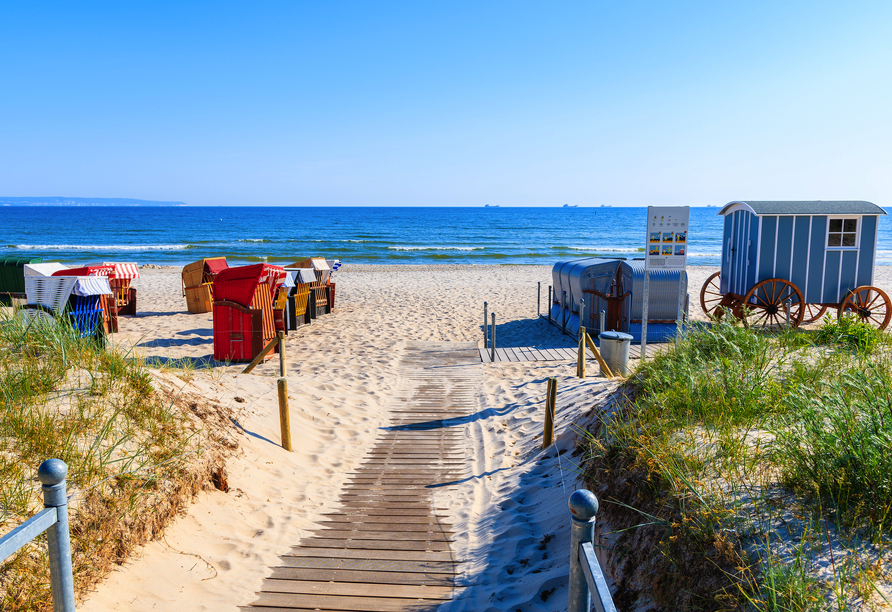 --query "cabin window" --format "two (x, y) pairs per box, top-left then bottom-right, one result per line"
(827, 218), (858, 248)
